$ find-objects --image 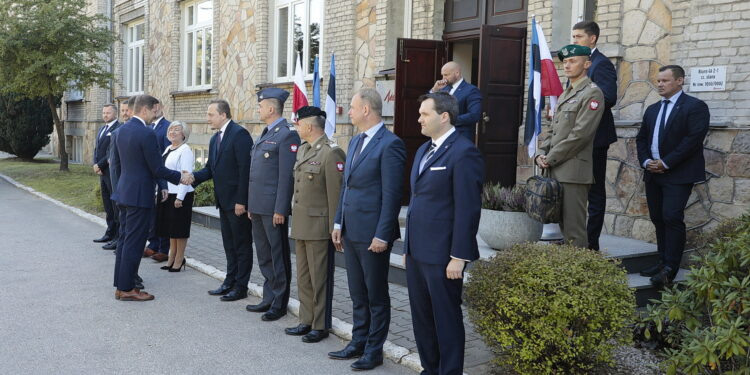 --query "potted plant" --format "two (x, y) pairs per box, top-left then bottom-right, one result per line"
(479, 183), (543, 250)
